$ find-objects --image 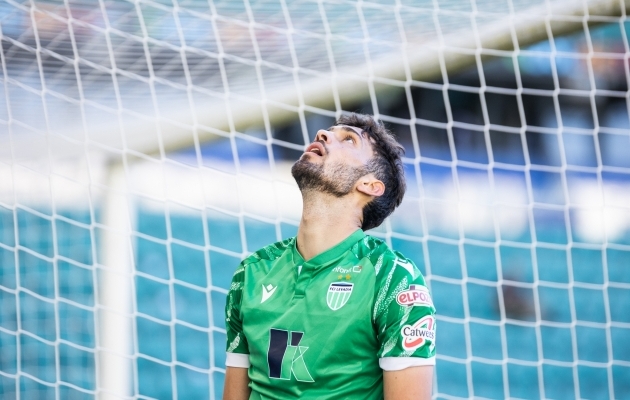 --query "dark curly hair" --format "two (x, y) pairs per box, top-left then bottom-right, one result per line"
(335, 113), (406, 230)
